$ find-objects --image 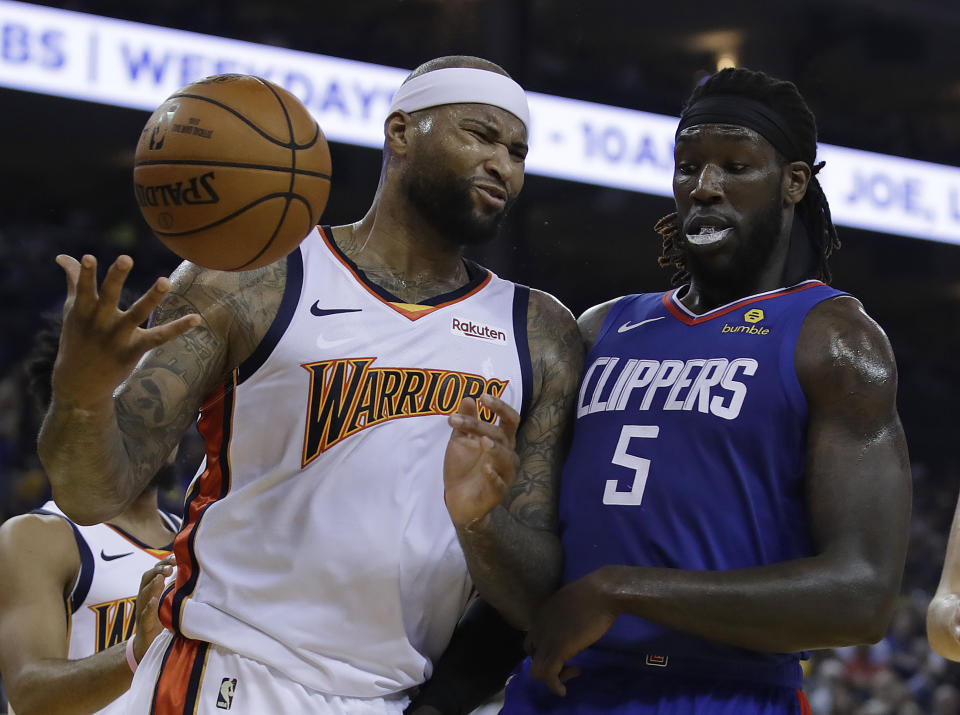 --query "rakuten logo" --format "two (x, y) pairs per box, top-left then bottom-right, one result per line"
(451, 318), (508, 344)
